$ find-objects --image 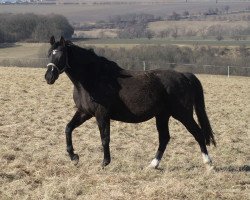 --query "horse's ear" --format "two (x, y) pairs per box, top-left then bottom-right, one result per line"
(50, 36), (55, 45)
(60, 36), (66, 47)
